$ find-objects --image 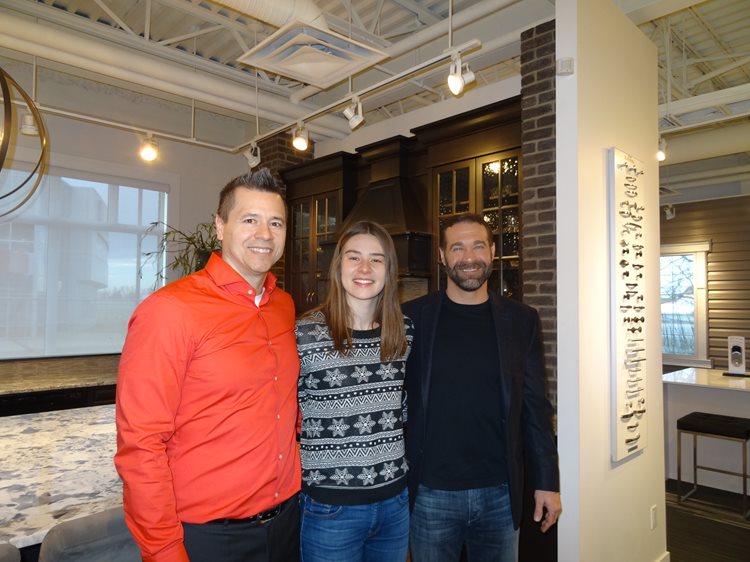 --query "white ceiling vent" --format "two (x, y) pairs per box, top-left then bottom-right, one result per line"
(237, 20), (387, 89)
